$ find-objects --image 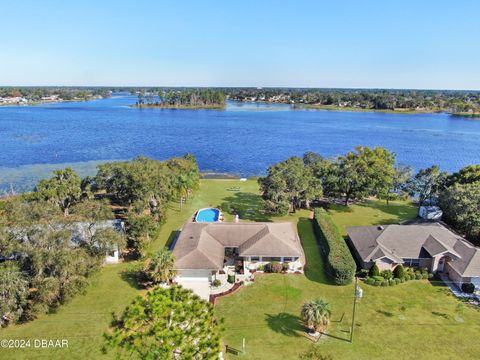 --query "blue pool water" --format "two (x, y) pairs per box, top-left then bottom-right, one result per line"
(1, 94), (480, 192)
(196, 208), (220, 222)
